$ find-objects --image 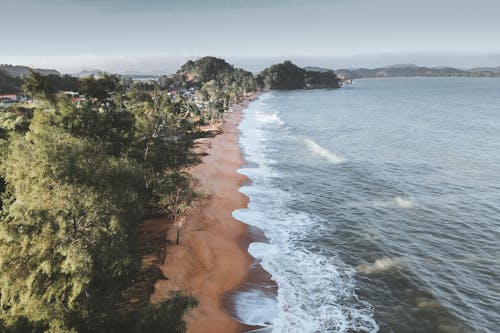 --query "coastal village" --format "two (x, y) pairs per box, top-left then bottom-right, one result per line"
(0, 93), (31, 107)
